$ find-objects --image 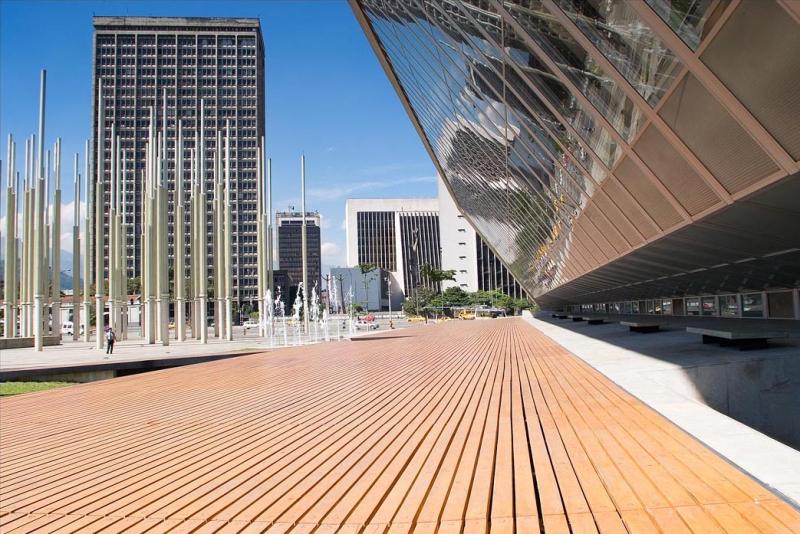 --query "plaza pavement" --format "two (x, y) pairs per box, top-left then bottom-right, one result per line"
(1, 318), (798, 532)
